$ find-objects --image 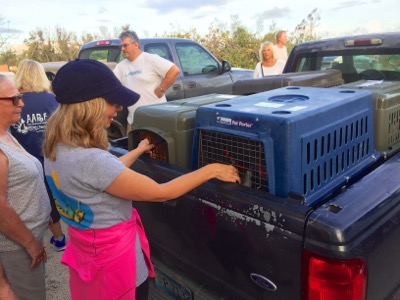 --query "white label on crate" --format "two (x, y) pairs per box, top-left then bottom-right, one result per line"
(216, 117), (253, 128)
(217, 116), (232, 125)
(255, 102), (284, 108)
(287, 106), (307, 112)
